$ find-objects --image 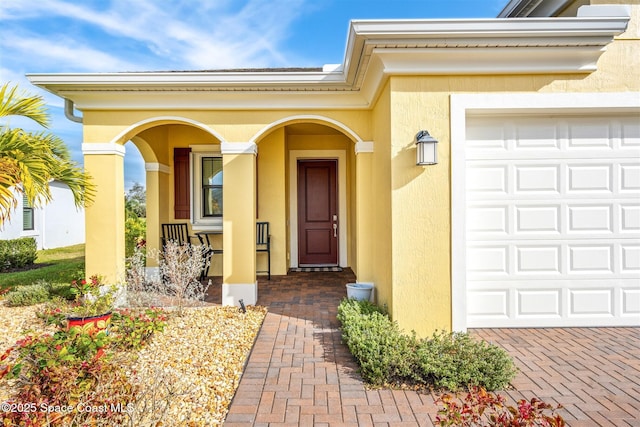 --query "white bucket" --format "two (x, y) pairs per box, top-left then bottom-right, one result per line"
(346, 282), (374, 302)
